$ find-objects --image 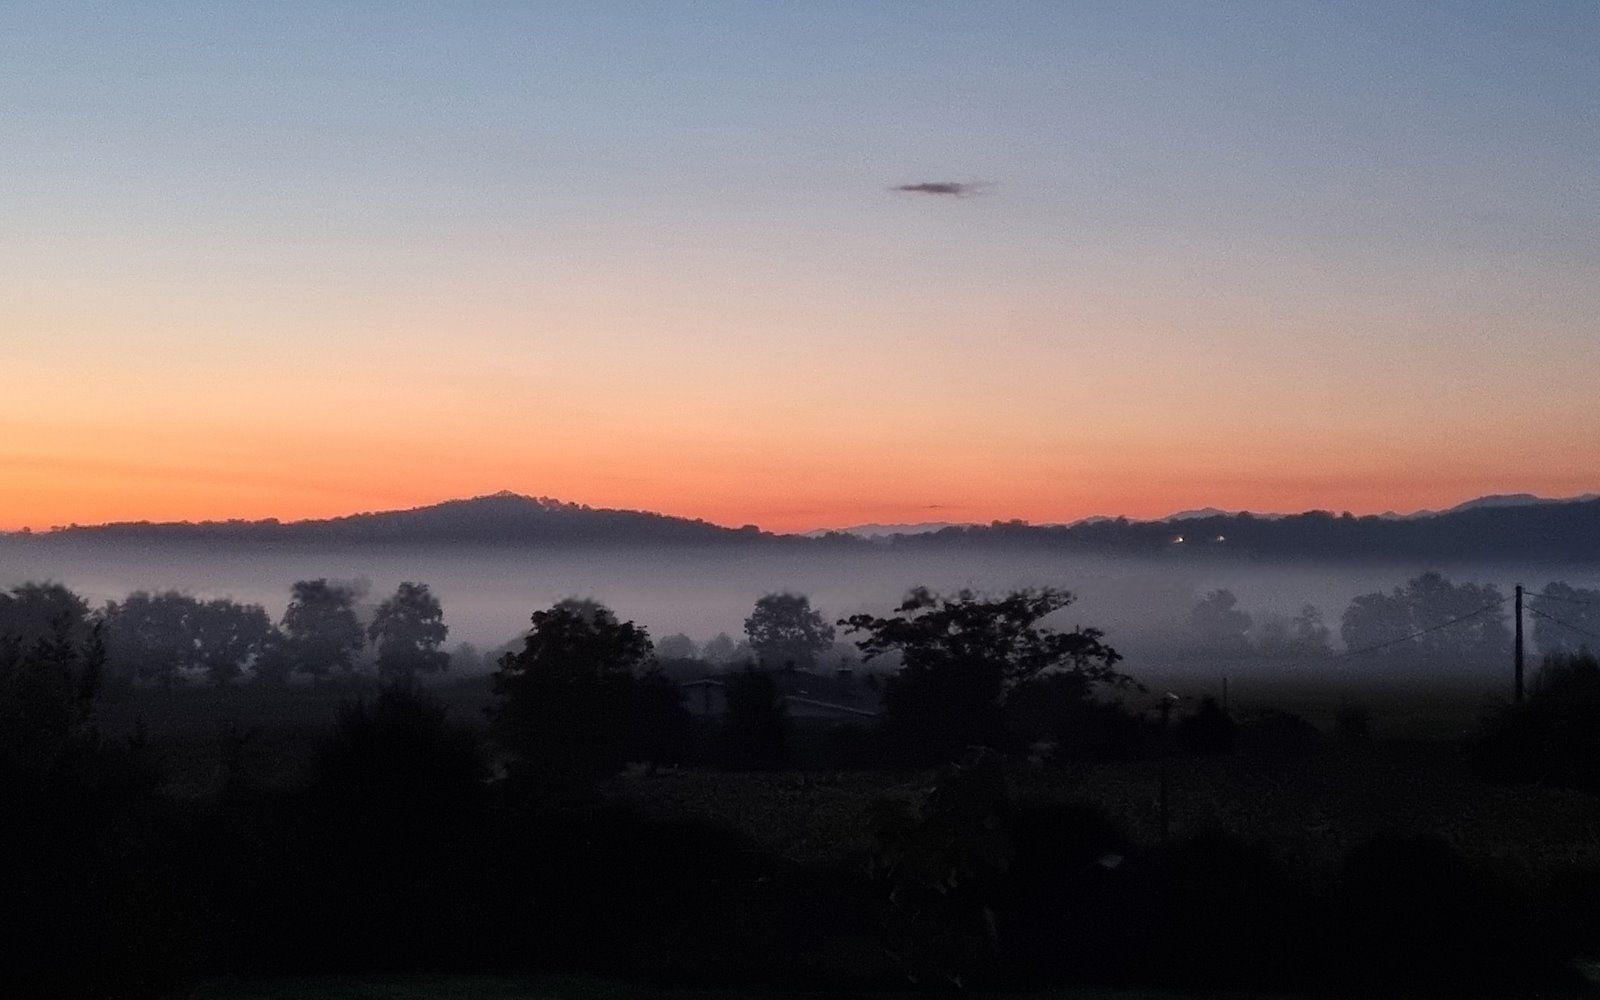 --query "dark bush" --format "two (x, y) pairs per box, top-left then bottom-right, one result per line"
(868, 748), (1012, 989)
(1238, 709), (1320, 757)
(1331, 831), (1563, 989)
(627, 665), (691, 766)
(1336, 696), (1372, 744)
(1107, 831), (1307, 988)
(1474, 649), (1600, 792)
(1009, 672), (1157, 763)
(819, 720), (882, 769)
(1177, 695), (1237, 756)
(1052, 697), (1160, 762)
(998, 799), (1132, 982)
(719, 666), (789, 769)
(301, 684), (487, 968)
(1, 618), (195, 998)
